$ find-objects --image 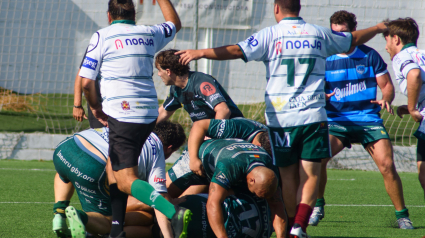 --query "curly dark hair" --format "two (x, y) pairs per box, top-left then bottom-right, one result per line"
(153, 121), (186, 150)
(155, 49), (190, 76)
(274, 0), (301, 14)
(258, 131), (272, 157)
(108, 0), (135, 21)
(383, 18), (419, 45)
(330, 10), (357, 32)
